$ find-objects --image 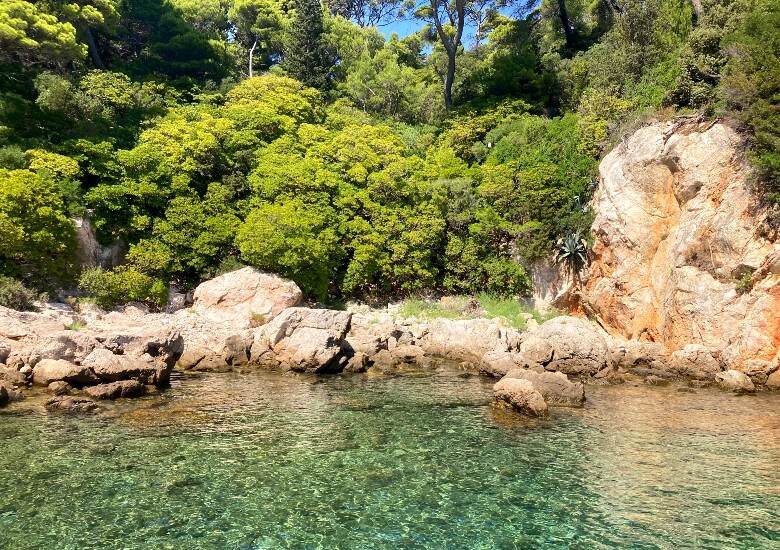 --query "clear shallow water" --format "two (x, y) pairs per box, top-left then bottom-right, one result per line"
(1, 367), (779, 550)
